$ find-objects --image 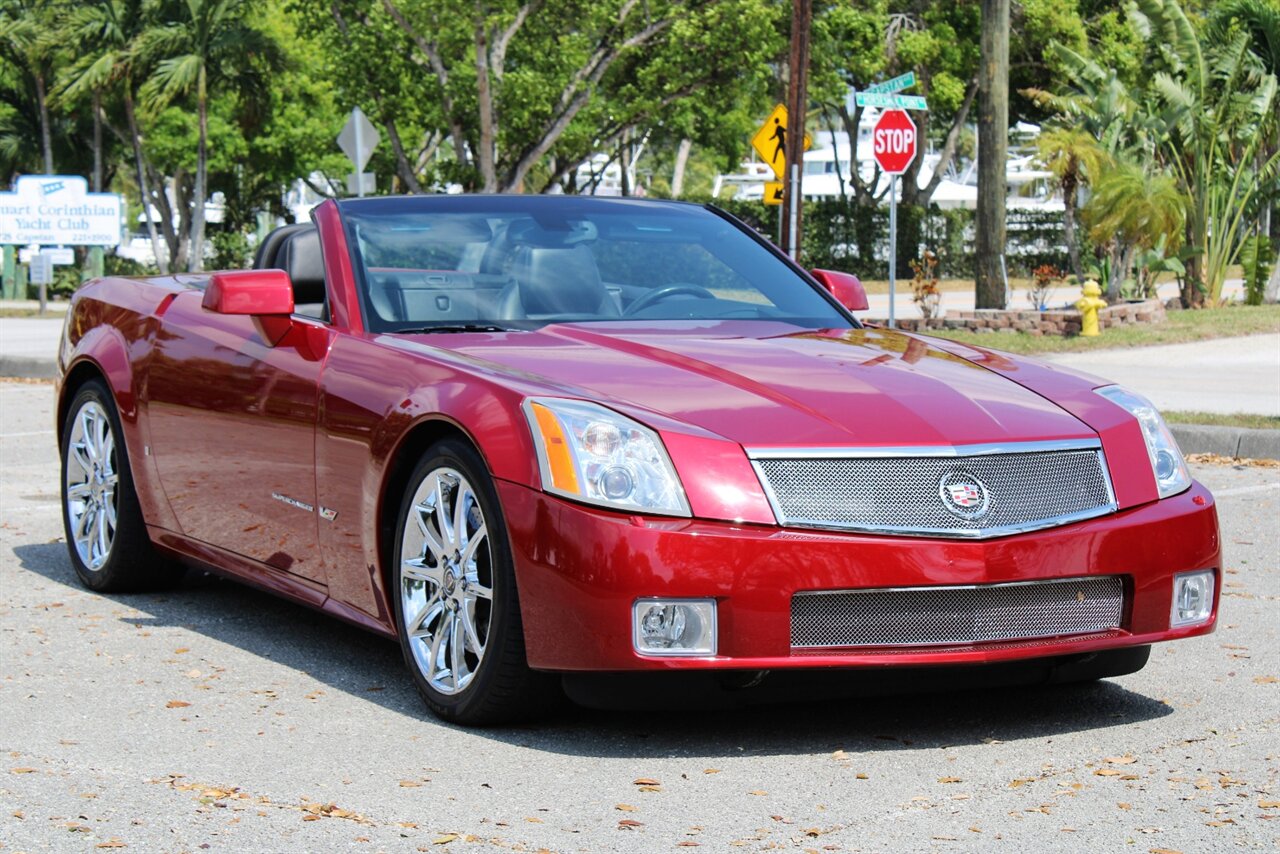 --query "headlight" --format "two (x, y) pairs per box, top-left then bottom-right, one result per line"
(1095, 385), (1190, 498)
(522, 397), (691, 516)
